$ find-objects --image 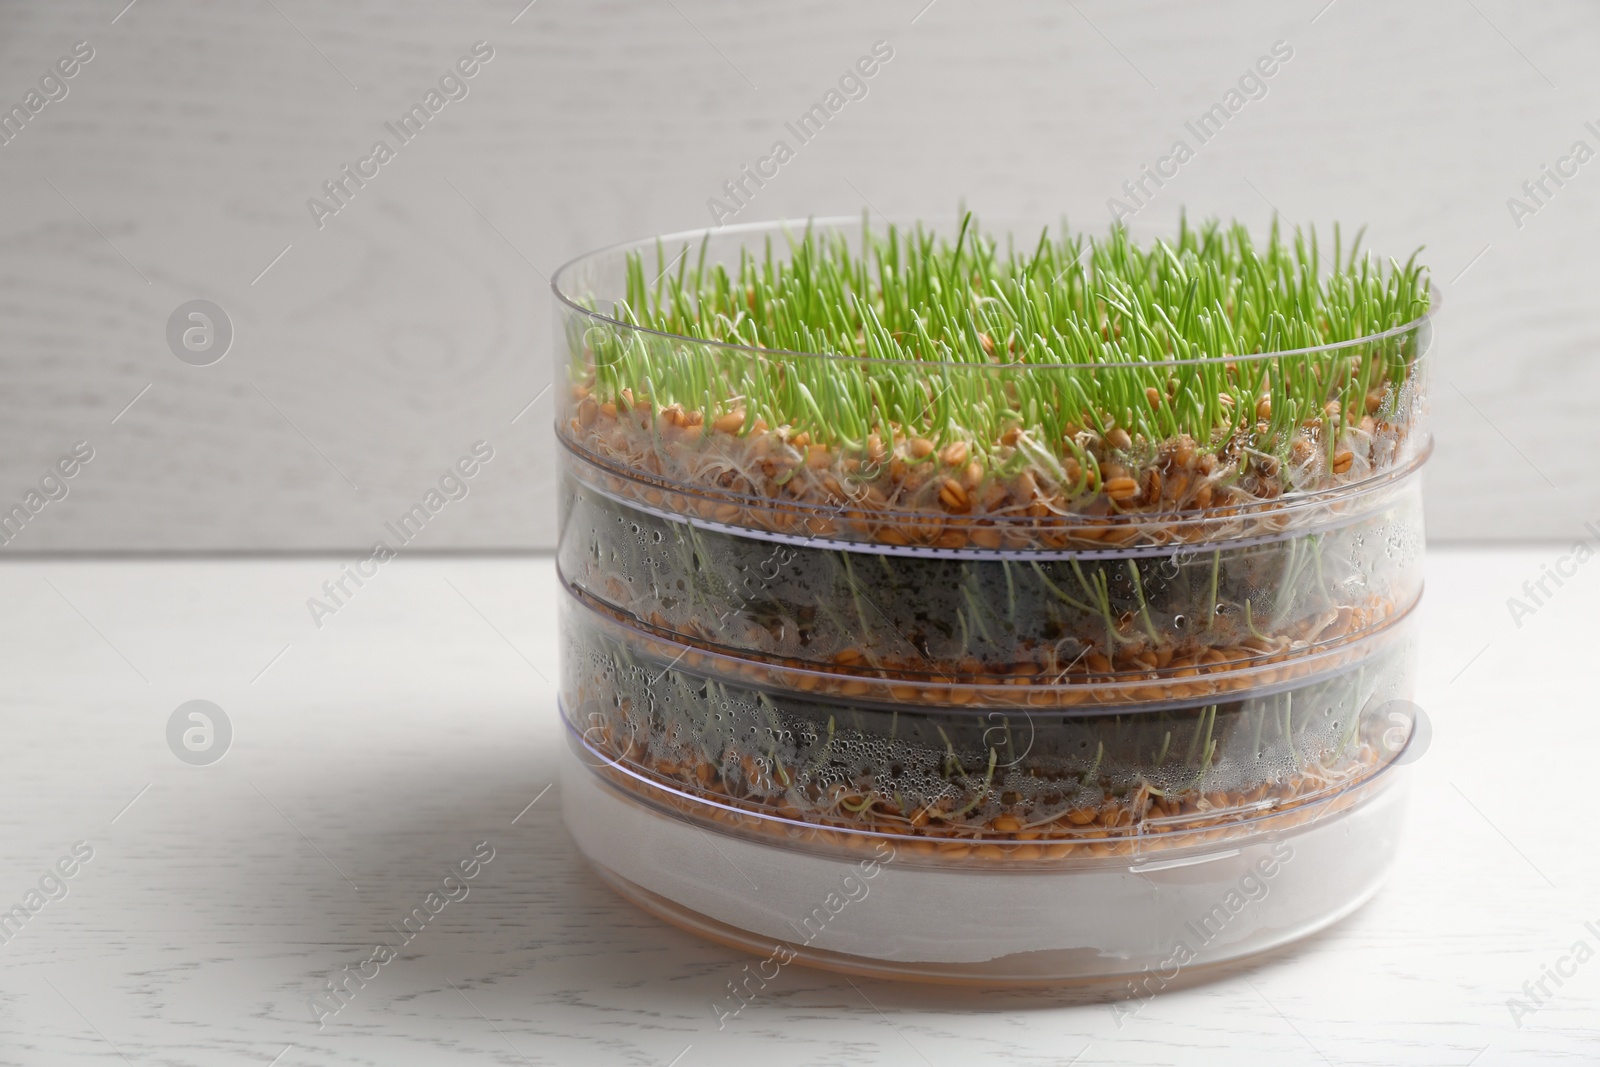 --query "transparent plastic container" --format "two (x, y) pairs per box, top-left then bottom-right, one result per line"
(552, 219), (1433, 983)
(555, 220), (1432, 551)
(561, 589), (1416, 848)
(559, 453), (1424, 685)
